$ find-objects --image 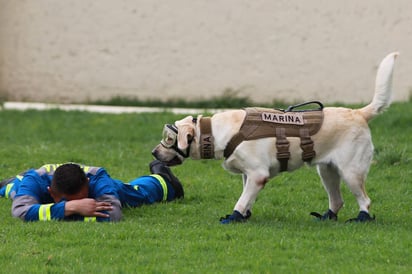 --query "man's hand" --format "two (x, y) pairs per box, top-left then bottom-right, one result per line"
(65, 198), (113, 218)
